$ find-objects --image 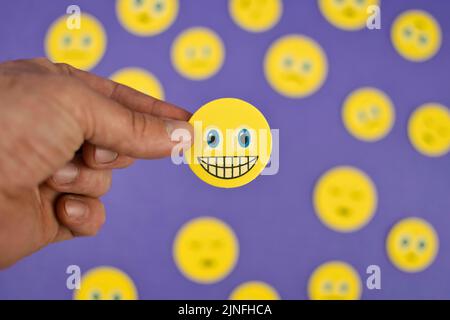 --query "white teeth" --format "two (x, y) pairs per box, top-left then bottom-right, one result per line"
(198, 156), (258, 179)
